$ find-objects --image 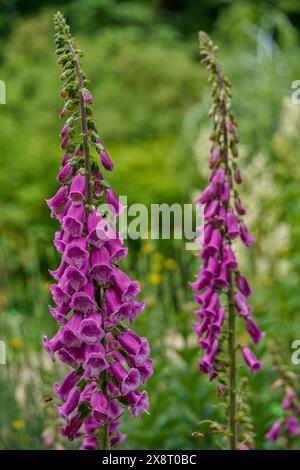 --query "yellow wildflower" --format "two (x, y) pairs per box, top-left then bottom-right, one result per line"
(10, 338), (23, 350)
(148, 273), (162, 285)
(42, 281), (51, 293)
(12, 420), (25, 431)
(165, 258), (177, 270)
(143, 243), (154, 255)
